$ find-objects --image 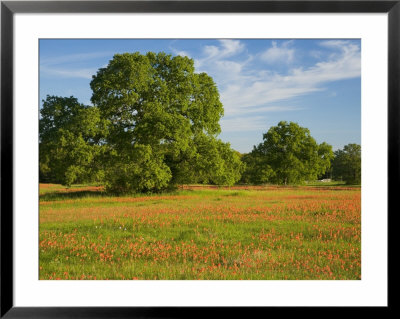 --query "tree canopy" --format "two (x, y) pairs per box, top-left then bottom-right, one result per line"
(241, 121), (334, 185)
(332, 143), (361, 184)
(88, 52), (242, 192)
